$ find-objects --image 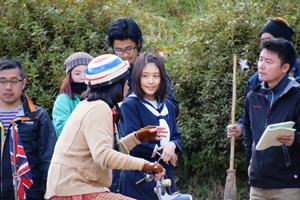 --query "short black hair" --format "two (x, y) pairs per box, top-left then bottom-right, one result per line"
(80, 78), (125, 108)
(132, 52), (167, 104)
(0, 56), (26, 79)
(106, 17), (143, 52)
(259, 38), (297, 70)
